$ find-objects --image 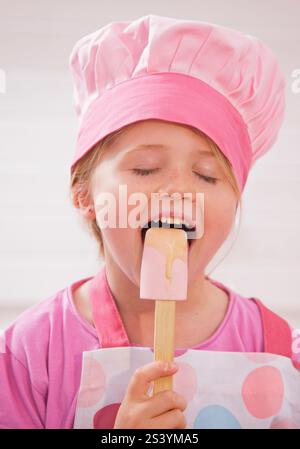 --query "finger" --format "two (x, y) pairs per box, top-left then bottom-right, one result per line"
(124, 390), (187, 428)
(147, 390), (188, 417)
(150, 408), (187, 429)
(127, 360), (178, 400)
